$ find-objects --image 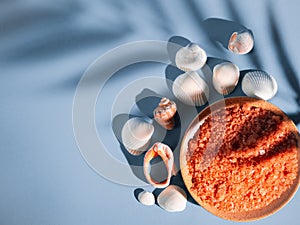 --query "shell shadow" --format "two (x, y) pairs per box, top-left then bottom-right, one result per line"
(202, 18), (252, 51)
(165, 64), (184, 93)
(229, 69), (253, 97)
(111, 113), (148, 183)
(135, 88), (162, 119)
(167, 35), (191, 65)
(206, 57), (230, 71)
(134, 188), (145, 202)
(135, 88), (181, 150)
